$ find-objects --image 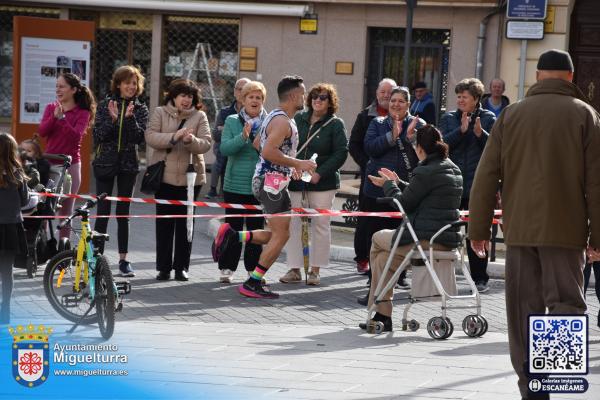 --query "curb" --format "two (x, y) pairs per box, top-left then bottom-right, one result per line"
(207, 218), (506, 279)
